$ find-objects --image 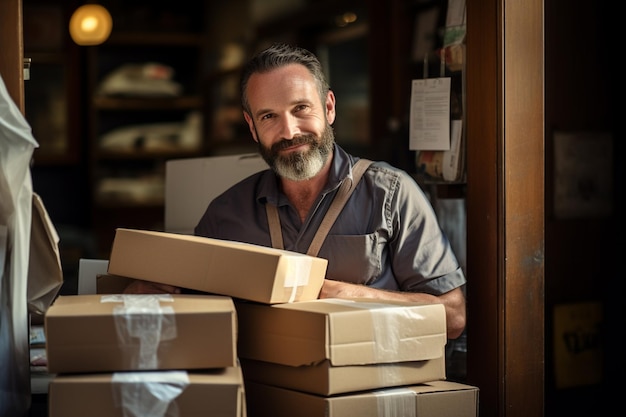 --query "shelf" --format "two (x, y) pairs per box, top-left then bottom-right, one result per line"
(94, 148), (202, 160)
(92, 95), (204, 110)
(94, 197), (165, 208)
(106, 32), (206, 46)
